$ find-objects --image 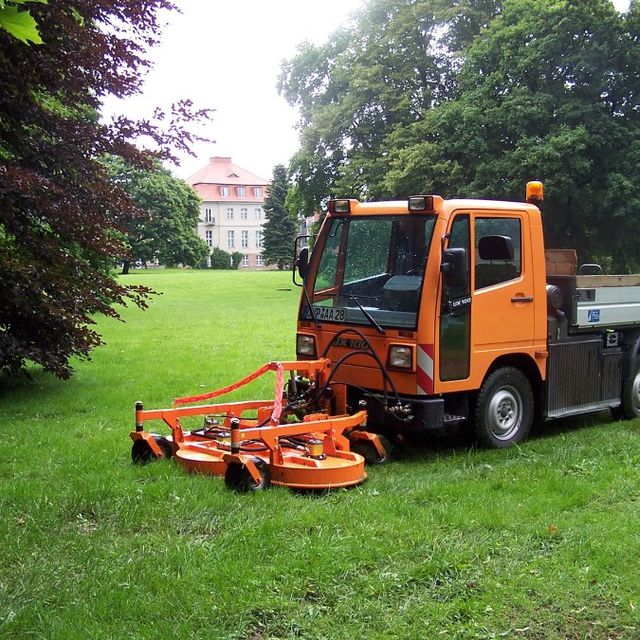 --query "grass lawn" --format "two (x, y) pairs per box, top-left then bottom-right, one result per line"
(1, 269), (639, 639)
